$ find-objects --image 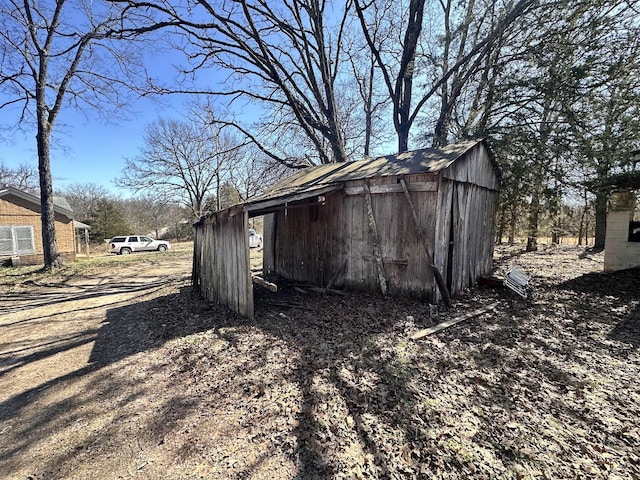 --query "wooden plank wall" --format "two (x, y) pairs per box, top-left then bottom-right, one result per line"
(433, 177), (454, 302)
(444, 142), (500, 191)
(440, 144), (499, 296)
(376, 174), (437, 296)
(262, 213), (276, 276)
(456, 185), (498, 291)
(193, 211), (253, 319)
(271, 175), (438, 299)
(271, 195), (346, 287)
(265, 142), (499, 303)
